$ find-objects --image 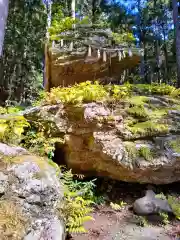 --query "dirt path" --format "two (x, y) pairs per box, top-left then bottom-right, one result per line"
(70, 205), (179, 240)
